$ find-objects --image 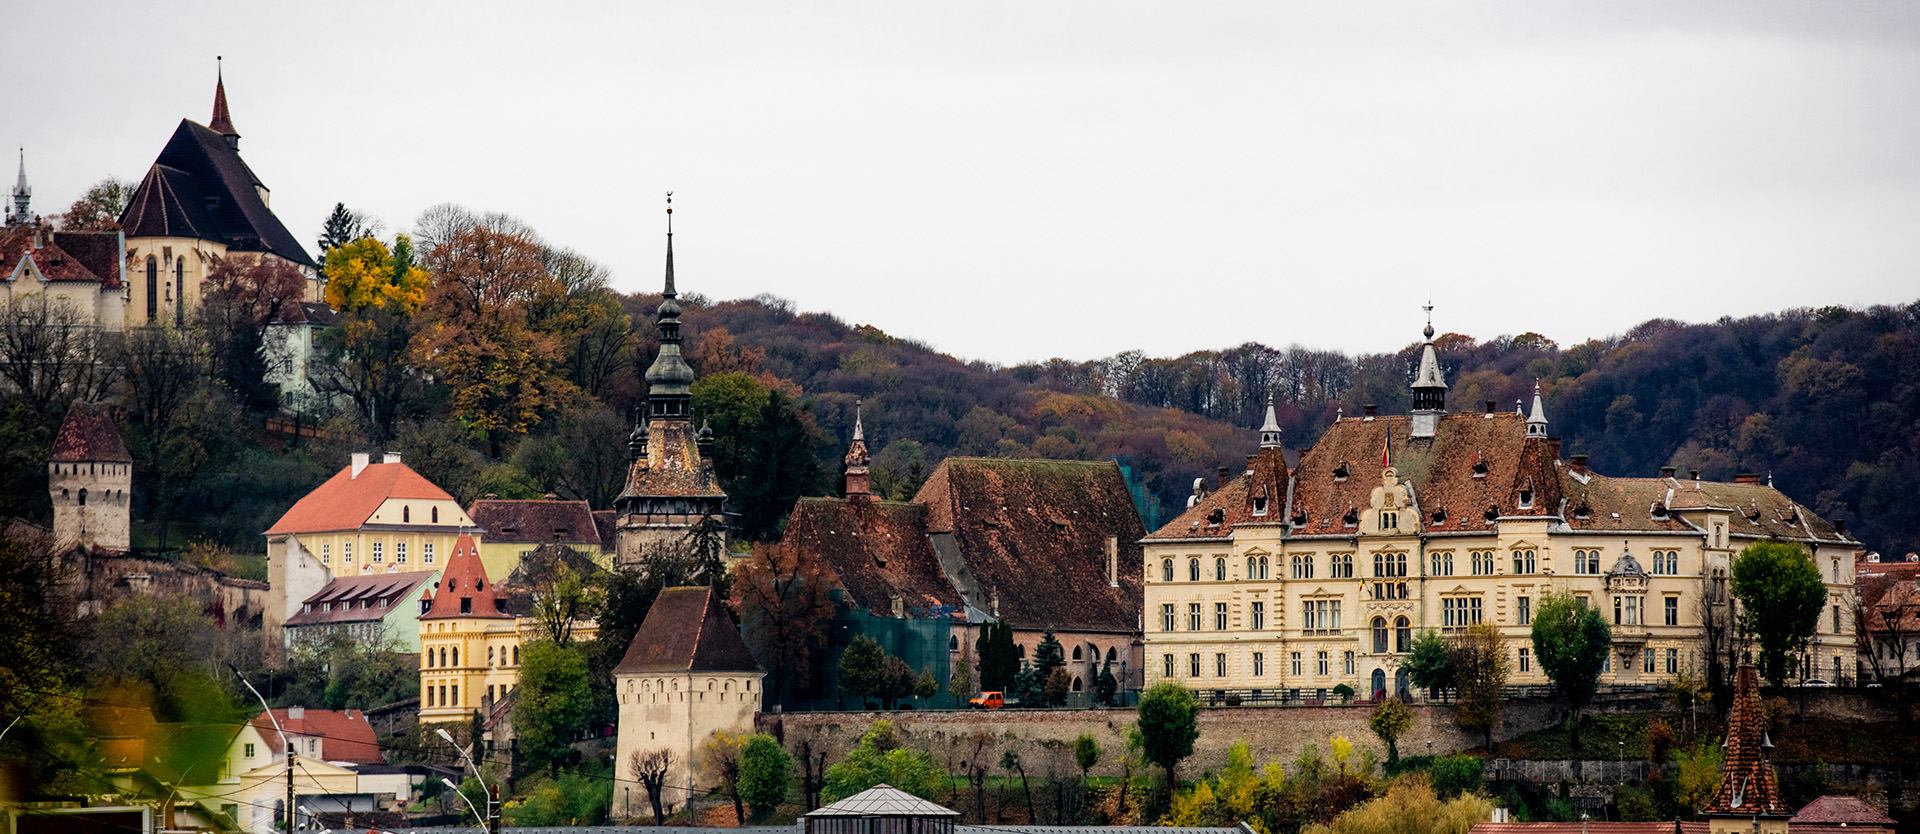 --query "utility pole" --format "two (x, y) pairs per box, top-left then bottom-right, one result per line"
(489, 783), (501, 834)
(231, 664), (295, 833)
